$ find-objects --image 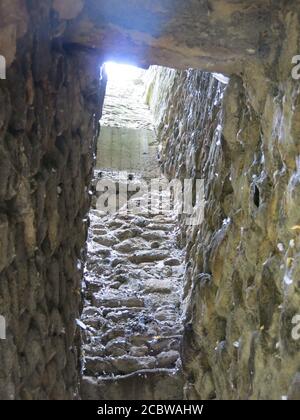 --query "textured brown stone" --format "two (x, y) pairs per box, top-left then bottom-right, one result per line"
(146, 52), (300, 399)
(0, 0), (28, 65)
(59, 0), (281, 73)
(0, 0), (300, 402)
(53, 0), (84, 20)
(0, 3), (106, 399)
